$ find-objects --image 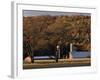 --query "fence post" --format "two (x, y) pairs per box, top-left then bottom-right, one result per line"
(69, 43), (73, 60)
